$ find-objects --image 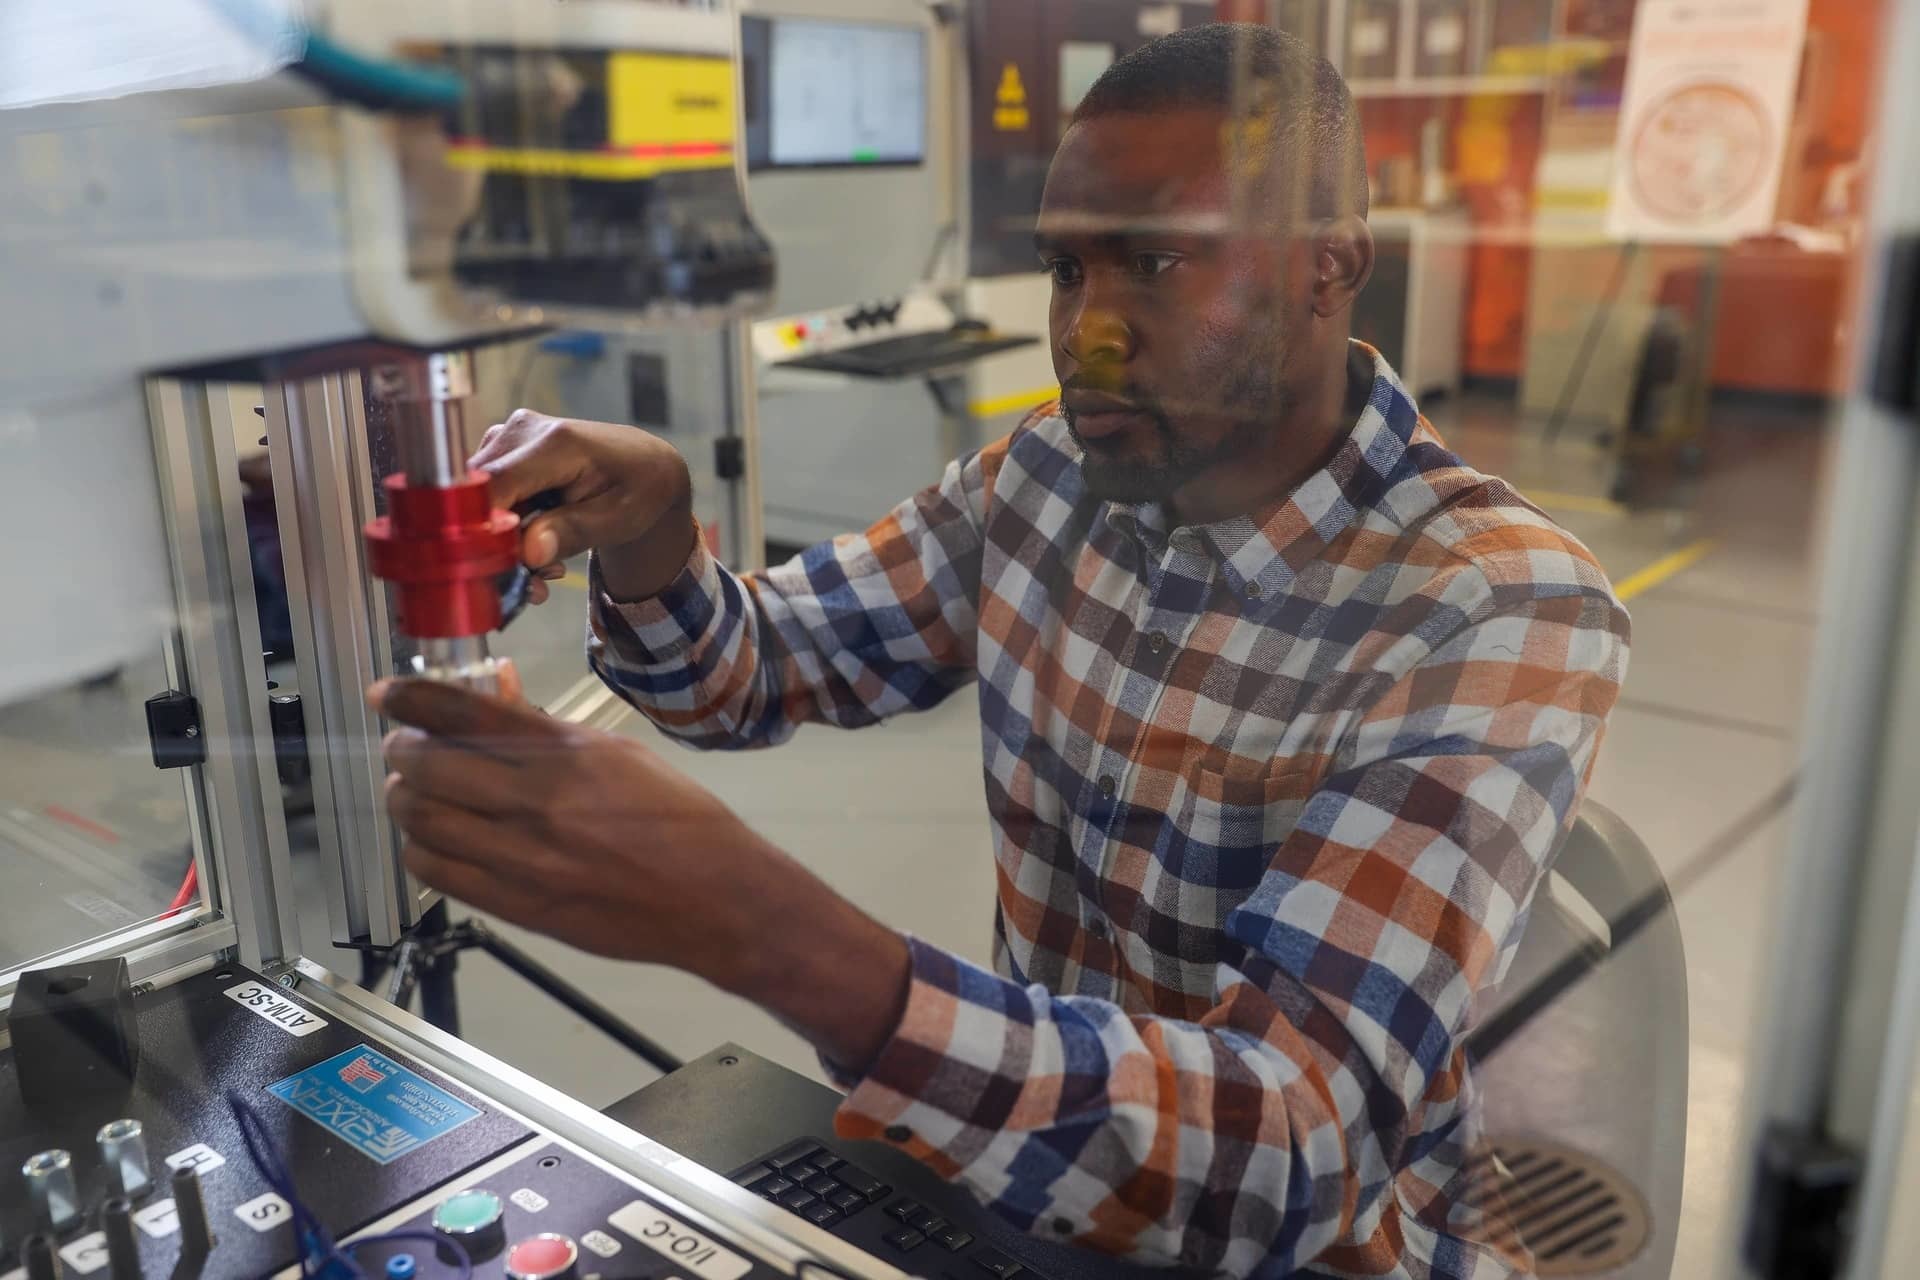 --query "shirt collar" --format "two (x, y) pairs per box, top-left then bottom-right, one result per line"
(1102, 343), (1418, 601)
